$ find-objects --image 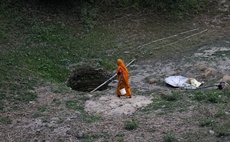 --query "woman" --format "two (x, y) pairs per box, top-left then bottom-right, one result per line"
(116, 59), (131, 98)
